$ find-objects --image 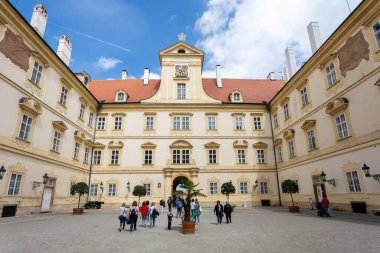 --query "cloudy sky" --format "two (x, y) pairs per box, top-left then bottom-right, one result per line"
(11, 0), (362, 80)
